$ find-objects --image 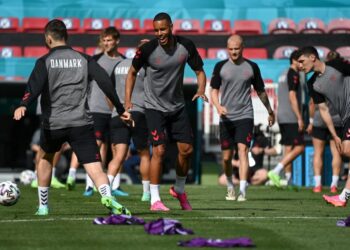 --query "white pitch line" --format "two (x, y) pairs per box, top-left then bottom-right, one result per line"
(0, 216), (341, 223)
